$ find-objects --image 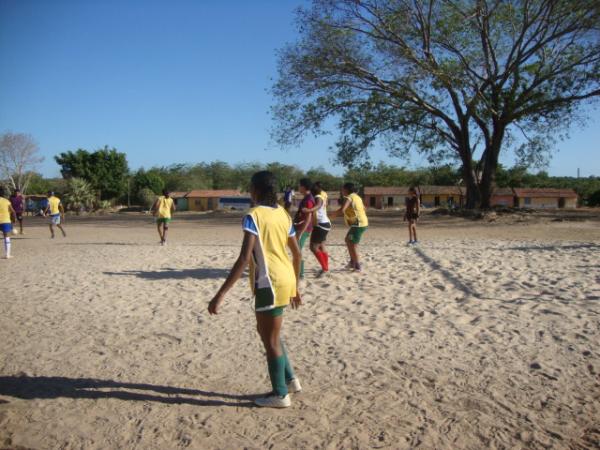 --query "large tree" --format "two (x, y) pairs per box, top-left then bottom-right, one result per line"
(0, 132), (44, 193)
(55, 147), (129, 200)
(272, 0), (600, 208)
